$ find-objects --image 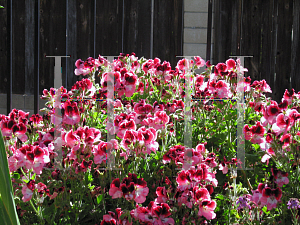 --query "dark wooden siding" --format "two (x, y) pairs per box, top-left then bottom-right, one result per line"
(0, 0), (183, 95)
(213, 0), (300, 103)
